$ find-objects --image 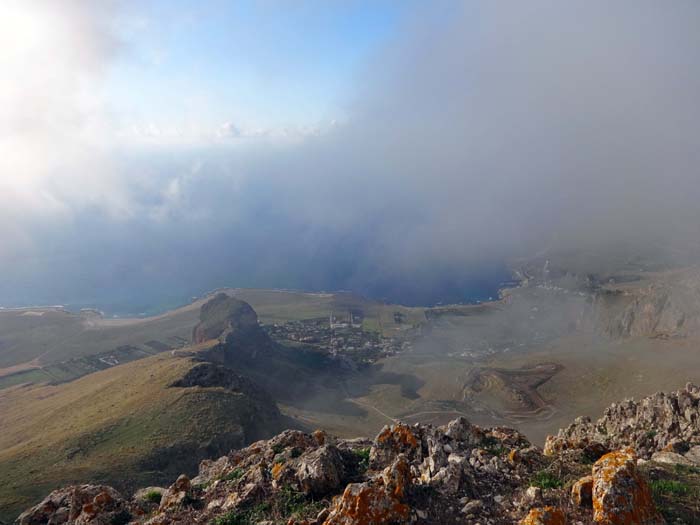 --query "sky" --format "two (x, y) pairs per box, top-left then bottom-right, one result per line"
(2, 1), (700, 312)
